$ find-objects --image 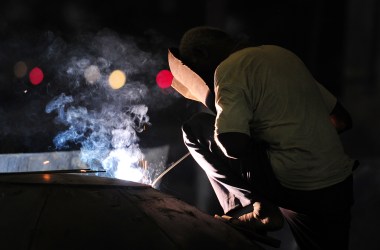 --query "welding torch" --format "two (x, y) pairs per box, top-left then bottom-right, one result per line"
(151, 152), (191, 188)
